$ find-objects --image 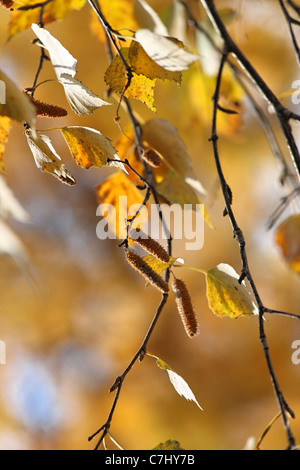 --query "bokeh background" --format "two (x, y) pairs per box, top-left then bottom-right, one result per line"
(0, 0), (300, 450)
